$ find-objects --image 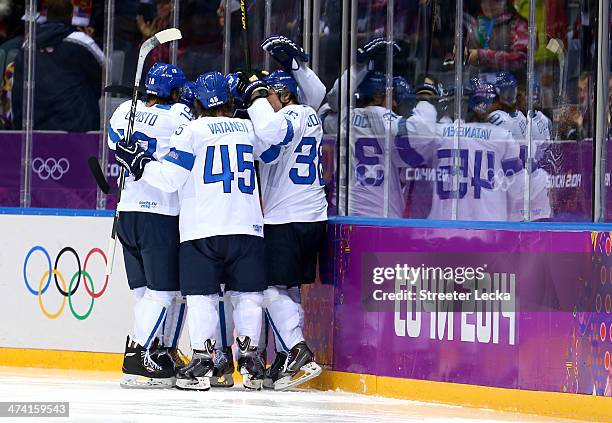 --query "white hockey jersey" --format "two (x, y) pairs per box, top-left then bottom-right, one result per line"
(410, 119), (520, 221)
(488, 108), (553, 220)
(108, 100), (192, 215)
(347, 102), (438, 218)
(248, 100), (328, 224)
(141, 116), (268, 242)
